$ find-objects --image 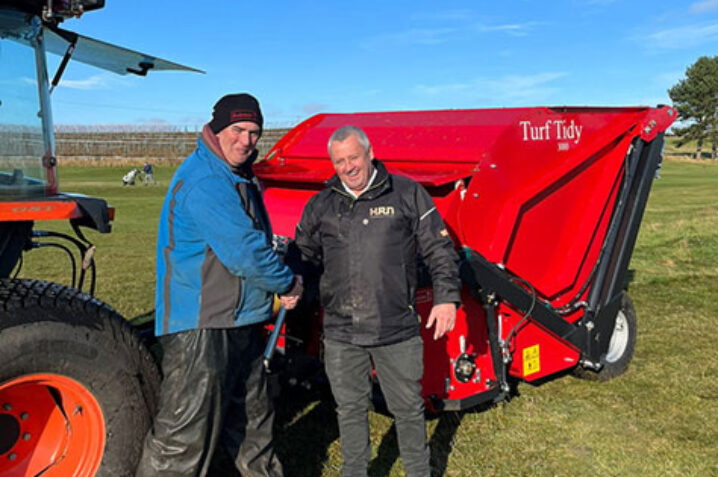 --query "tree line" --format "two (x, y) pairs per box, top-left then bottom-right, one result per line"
(669, 55), (718, 160)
